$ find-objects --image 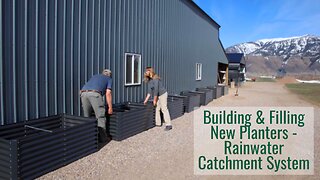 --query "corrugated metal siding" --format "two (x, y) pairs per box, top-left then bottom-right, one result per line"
(0, 0), (228, 125)
(0, 0), (3, 123)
